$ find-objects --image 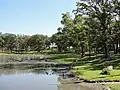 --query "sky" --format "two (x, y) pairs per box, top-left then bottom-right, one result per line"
(0, 0), (78, 36)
